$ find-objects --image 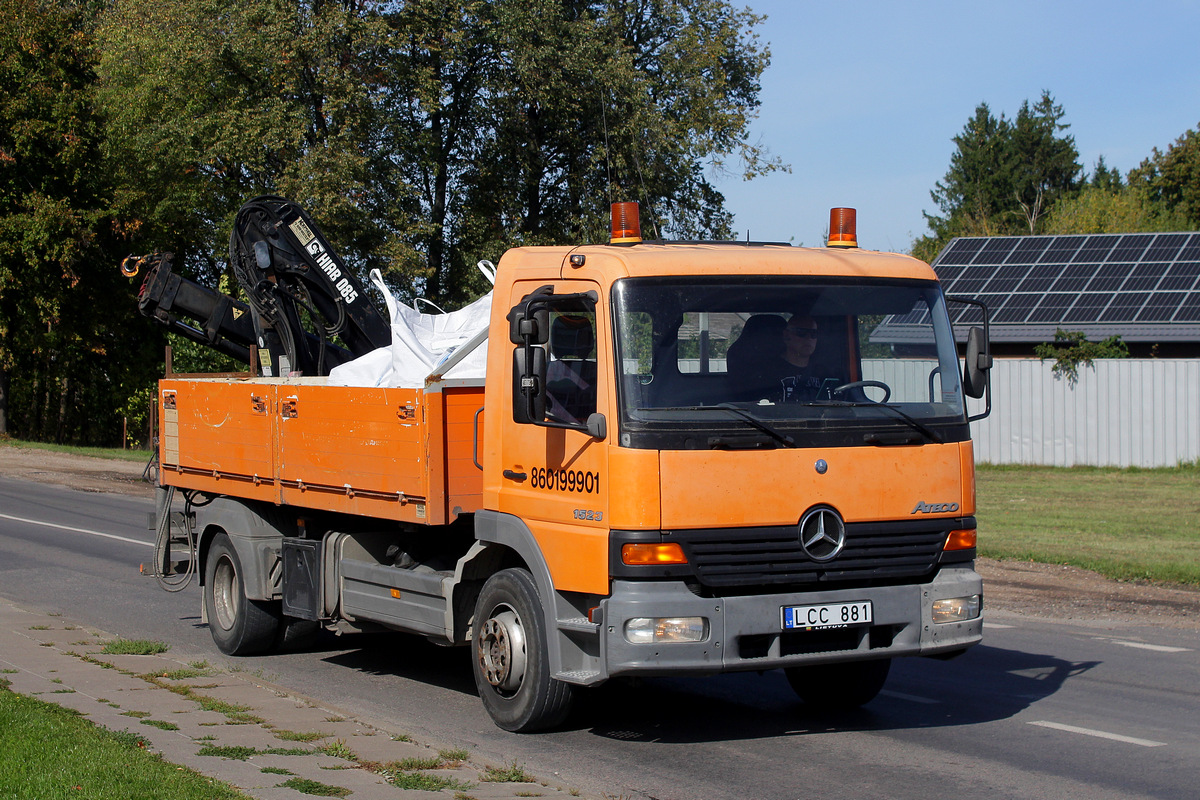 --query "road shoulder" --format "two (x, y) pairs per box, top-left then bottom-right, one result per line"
(0, 598), (595, 800)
